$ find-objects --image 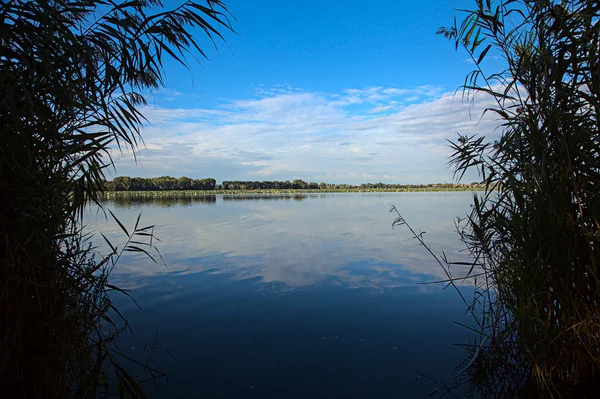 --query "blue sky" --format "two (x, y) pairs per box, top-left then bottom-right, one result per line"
(113, 0), (502, 184)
